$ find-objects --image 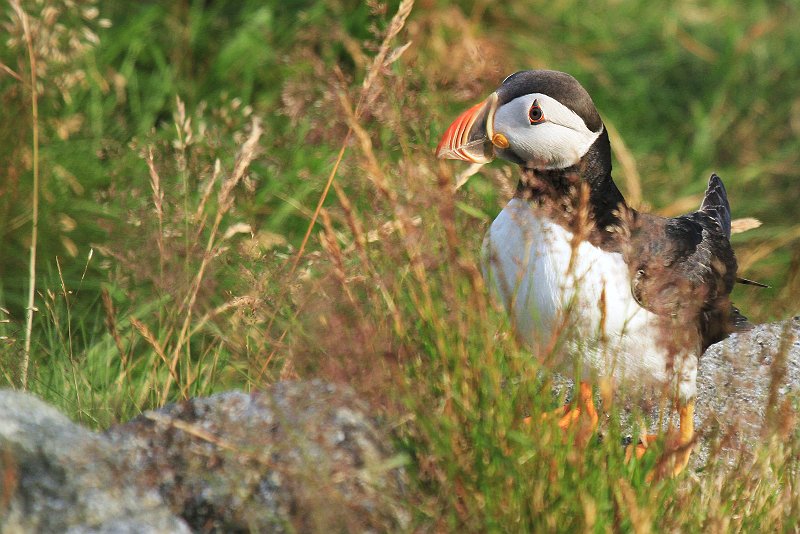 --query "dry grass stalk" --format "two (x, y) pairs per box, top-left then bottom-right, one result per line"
(145, 147), (165, 280)
(729, 217), (761, 234)
(765, 322), (795, 434)
(9, 0), (40, 391)
(0, 61), (22, 81)
(5, 0), (104, 389)
(258, 140), (352, 383)
(737, 224), (800, 271)
(218, 119), (262, 210)
(359, 0), (414, 111)
(54, 257), (73, 357)
(100, 287), (127, 371)
(193, 158), (222, 235)
(142, 410), (275, 467)
(337, 90), (393, 199)
(332, 182), (368, 258)
(160, 116), (263, 404)
(172, 96), (192, 171)
(604, 119), (642, 208)
(319, 207), (357, 306)
(257, 0), (416, 382)
(188, 295), (260, 338)
(130, 317), (180, 390)
(615, 478), (652, 534)
(333, 179), (405, 338)
(335, 87), (440, 346)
